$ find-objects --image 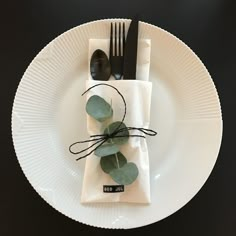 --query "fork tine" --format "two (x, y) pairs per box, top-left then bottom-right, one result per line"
(118, 22), (121, 56)
(114, 22), (117, 56)
(123, 22), (125, 56)
(109, 23), (113, 59)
